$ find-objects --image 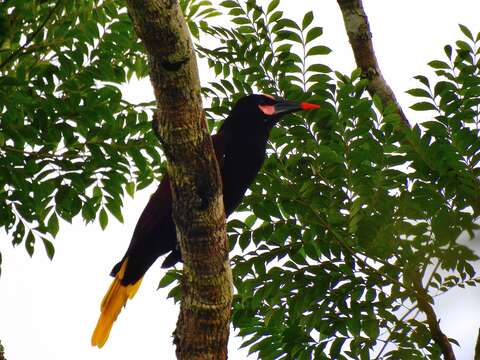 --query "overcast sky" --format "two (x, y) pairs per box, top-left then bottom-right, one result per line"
(1, 1), (480, 359)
